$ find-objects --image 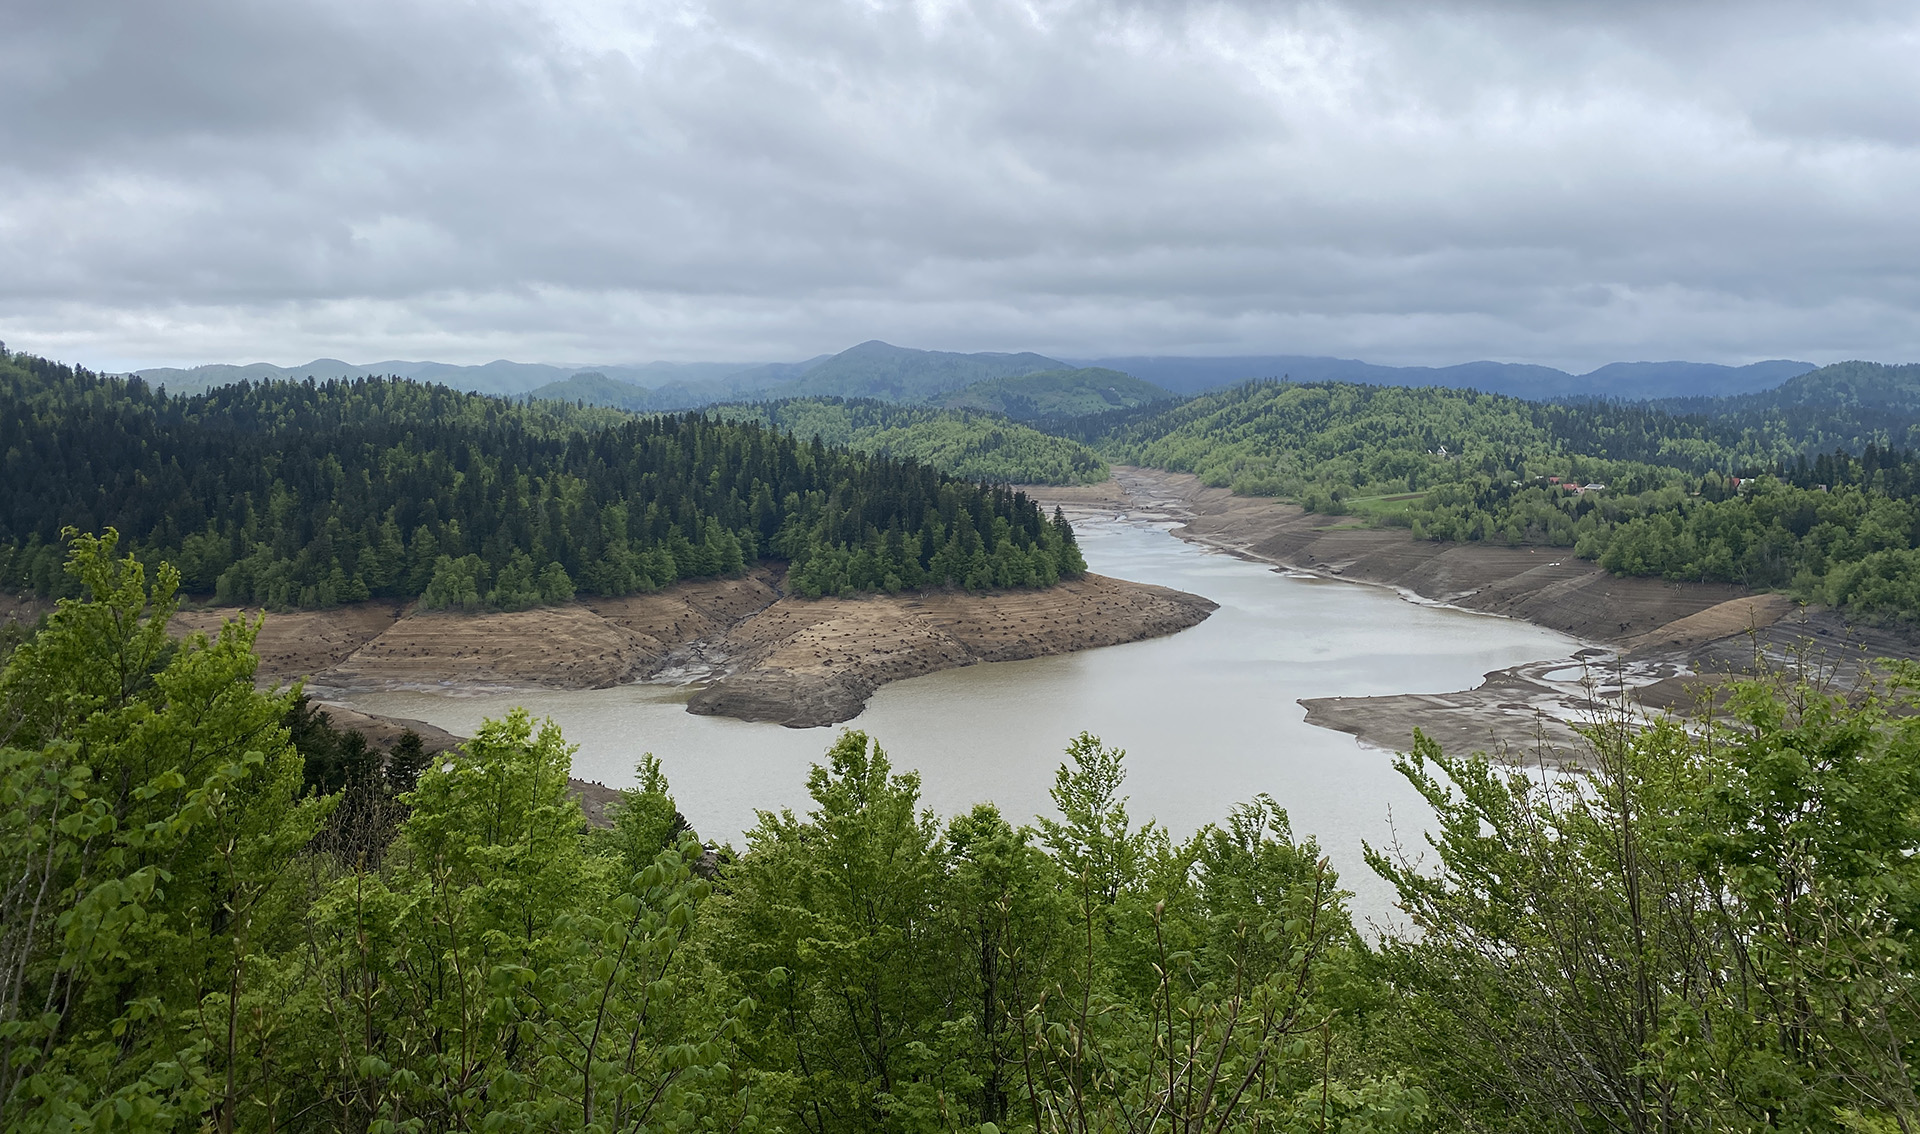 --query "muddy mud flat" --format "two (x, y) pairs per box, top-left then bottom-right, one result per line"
(1024, 468), (1916, 759)
(170, 565), (1216, 730)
